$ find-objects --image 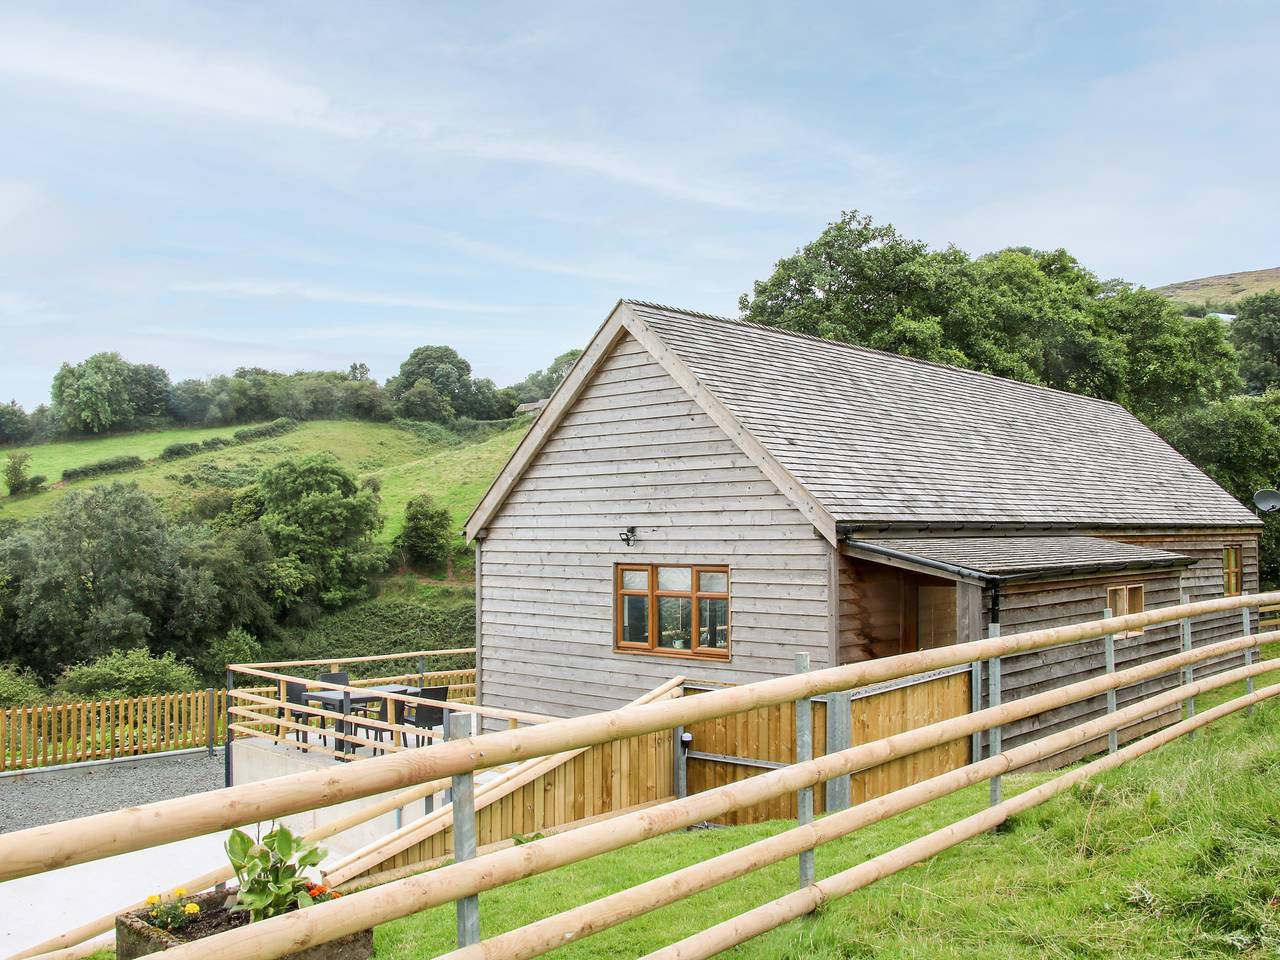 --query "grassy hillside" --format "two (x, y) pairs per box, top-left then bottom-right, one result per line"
(373, 677), (1280, 959)
(0, 419), (527, 542)
(1156, 266), (1280, 306)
